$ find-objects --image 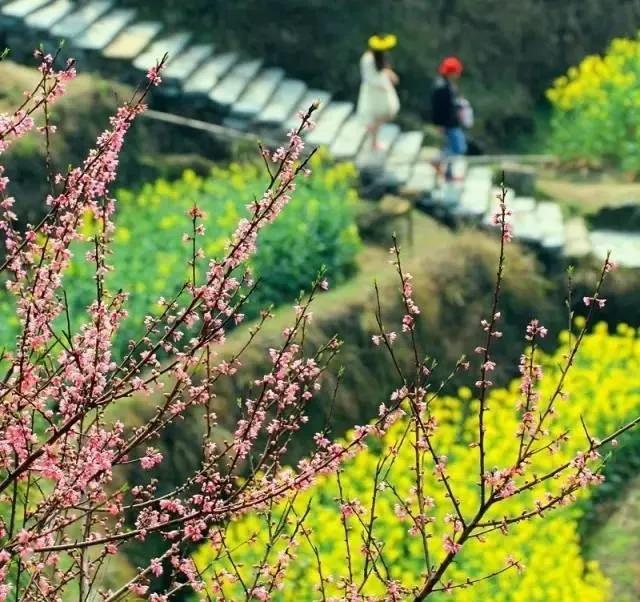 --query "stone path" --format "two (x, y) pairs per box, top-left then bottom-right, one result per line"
(0, 0), (634, 267)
